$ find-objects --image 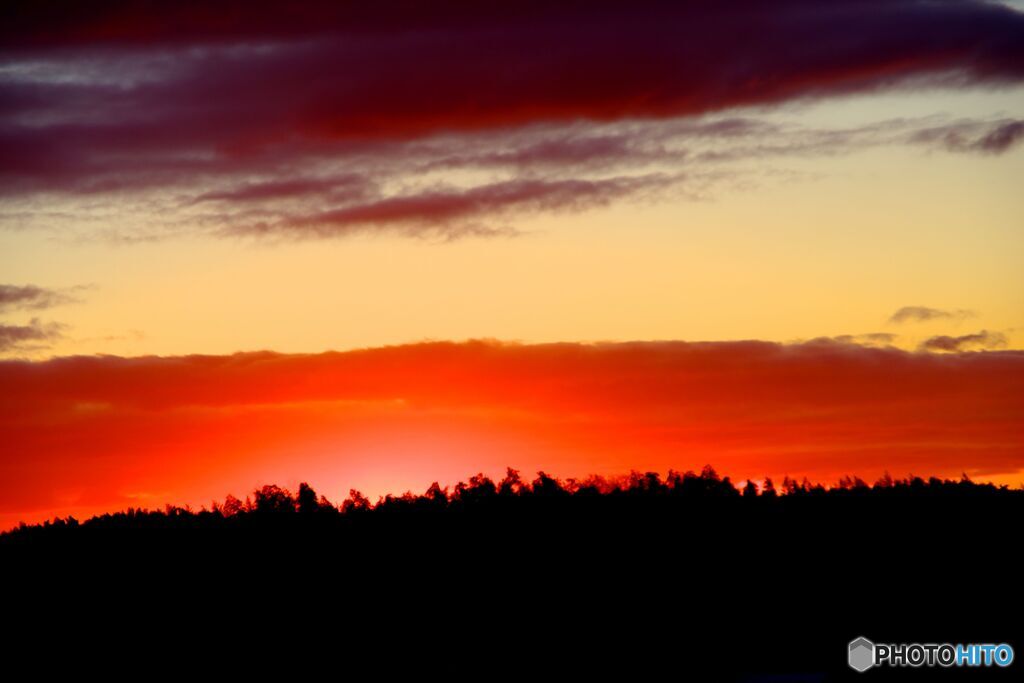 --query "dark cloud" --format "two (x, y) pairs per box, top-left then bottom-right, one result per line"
(975, 121), (1024, 154)
(0, 284), (81, 312)
(191, 175), (376, 205)
(0, 318), (66, 352)
(824, 333), (897, 347)
(888, 306), (976, 324)
(919, 330), (1008, 353)
(909, 119), (1024, 154)
(2, 1), (1022, 185)
(422, 134), (668, 174)
(2, 112), (1017, 241)
(228, 174), (677, 239)
(2, 1), (1022, 240)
